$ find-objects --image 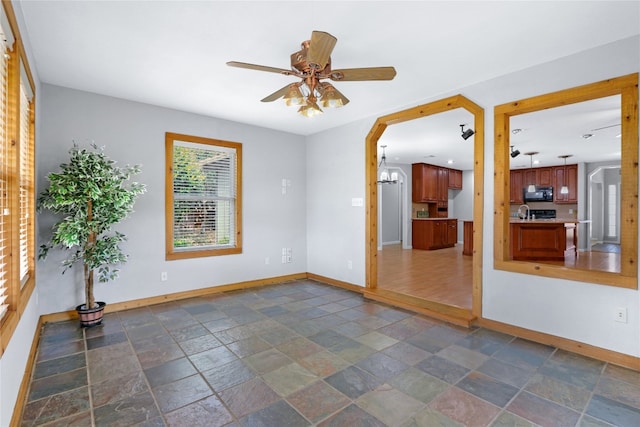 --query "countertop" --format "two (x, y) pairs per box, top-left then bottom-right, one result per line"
(413, 217), (457, 221)
(509, 218), (591, 224)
